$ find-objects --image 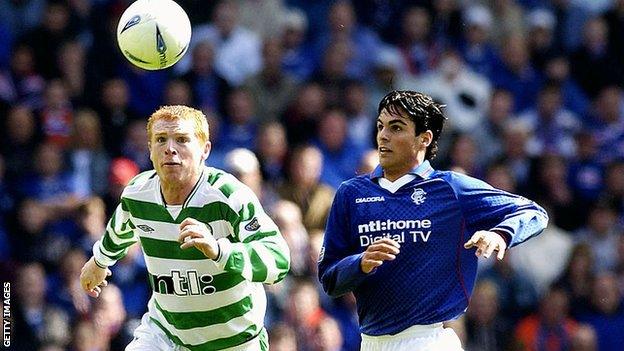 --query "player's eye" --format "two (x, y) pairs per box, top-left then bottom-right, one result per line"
(177, 137), (189, 143)
(376, 124), (383, 131)
(392, 125), (402, 132)
(156, 136), (166, 143)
